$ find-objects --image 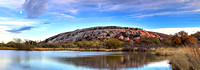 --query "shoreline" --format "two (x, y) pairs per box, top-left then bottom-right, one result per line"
(0, 47), (182, 56)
